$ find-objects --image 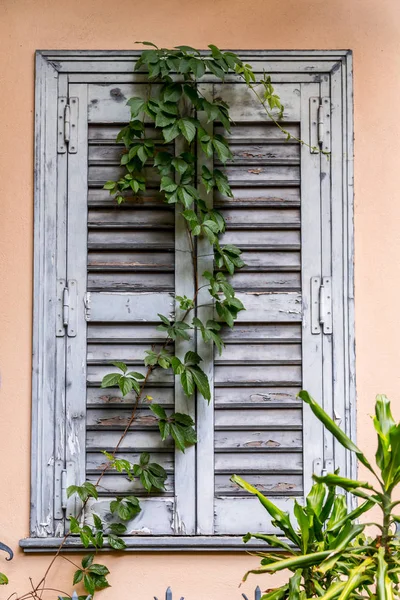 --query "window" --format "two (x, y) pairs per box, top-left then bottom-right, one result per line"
(22, 50), (355, 551)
